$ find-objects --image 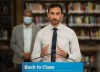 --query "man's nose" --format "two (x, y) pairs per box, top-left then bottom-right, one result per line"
(53, 14), (57, 18)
